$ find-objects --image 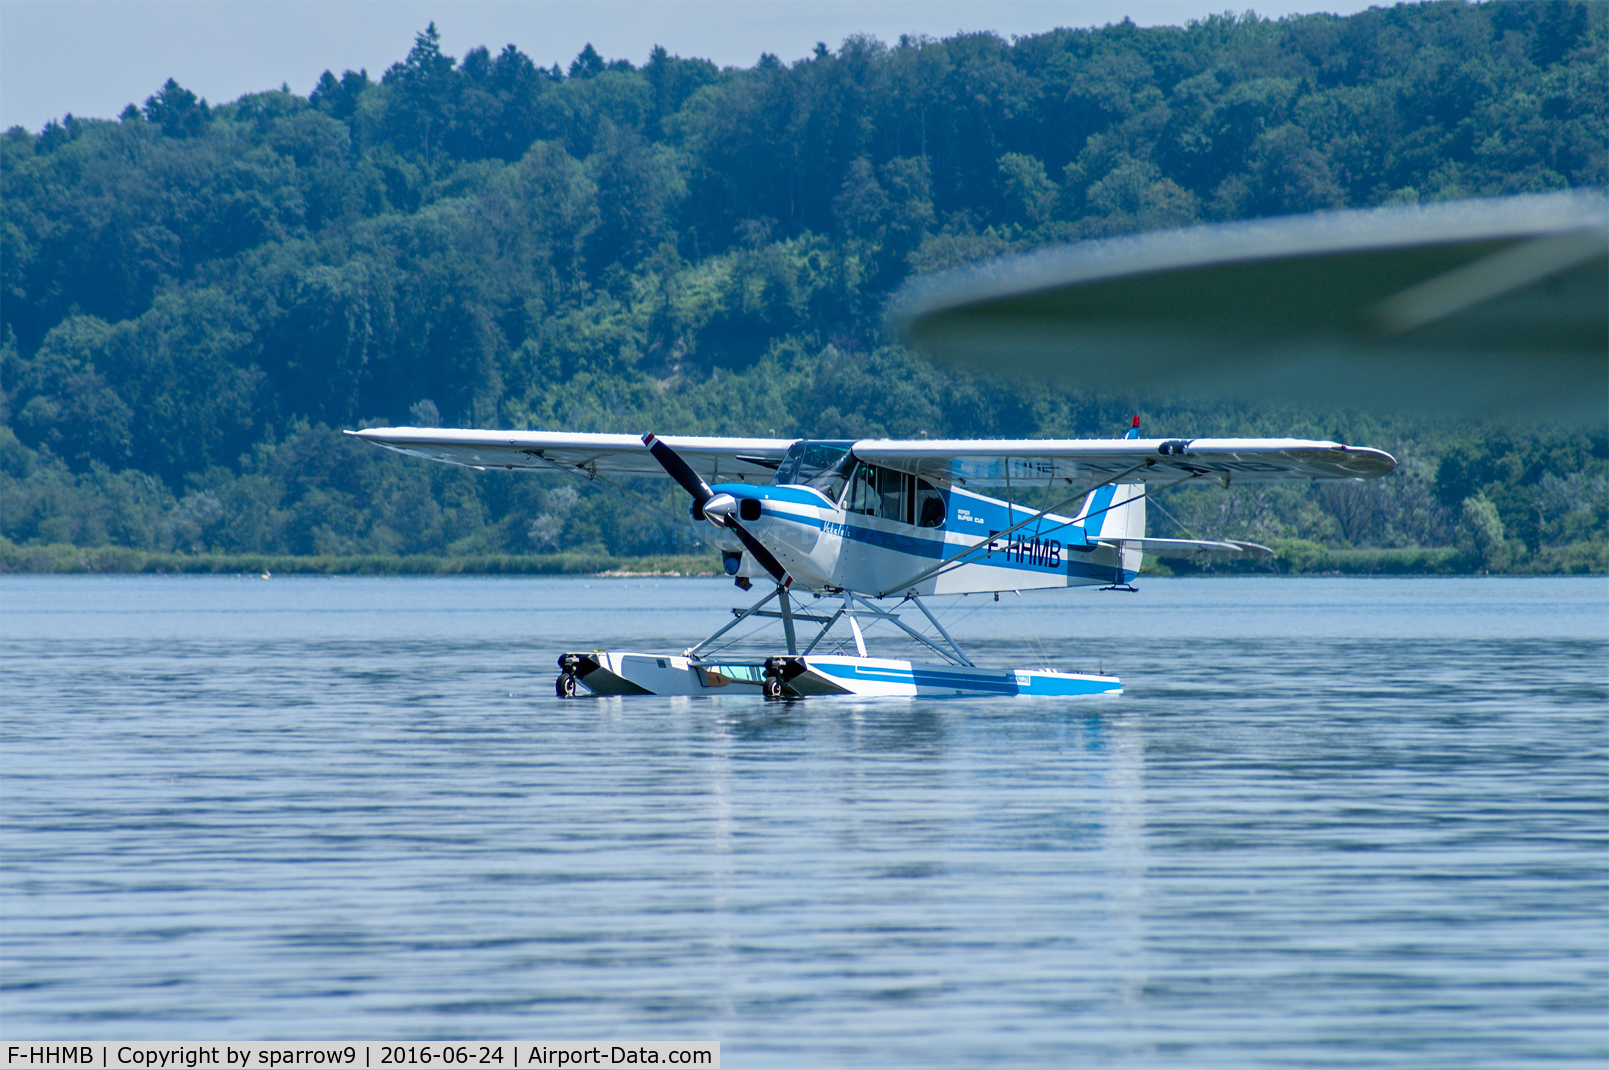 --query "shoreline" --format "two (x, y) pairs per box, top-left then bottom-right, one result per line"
(2, 539), (1602, 577)
(0, 542), (723, 577)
